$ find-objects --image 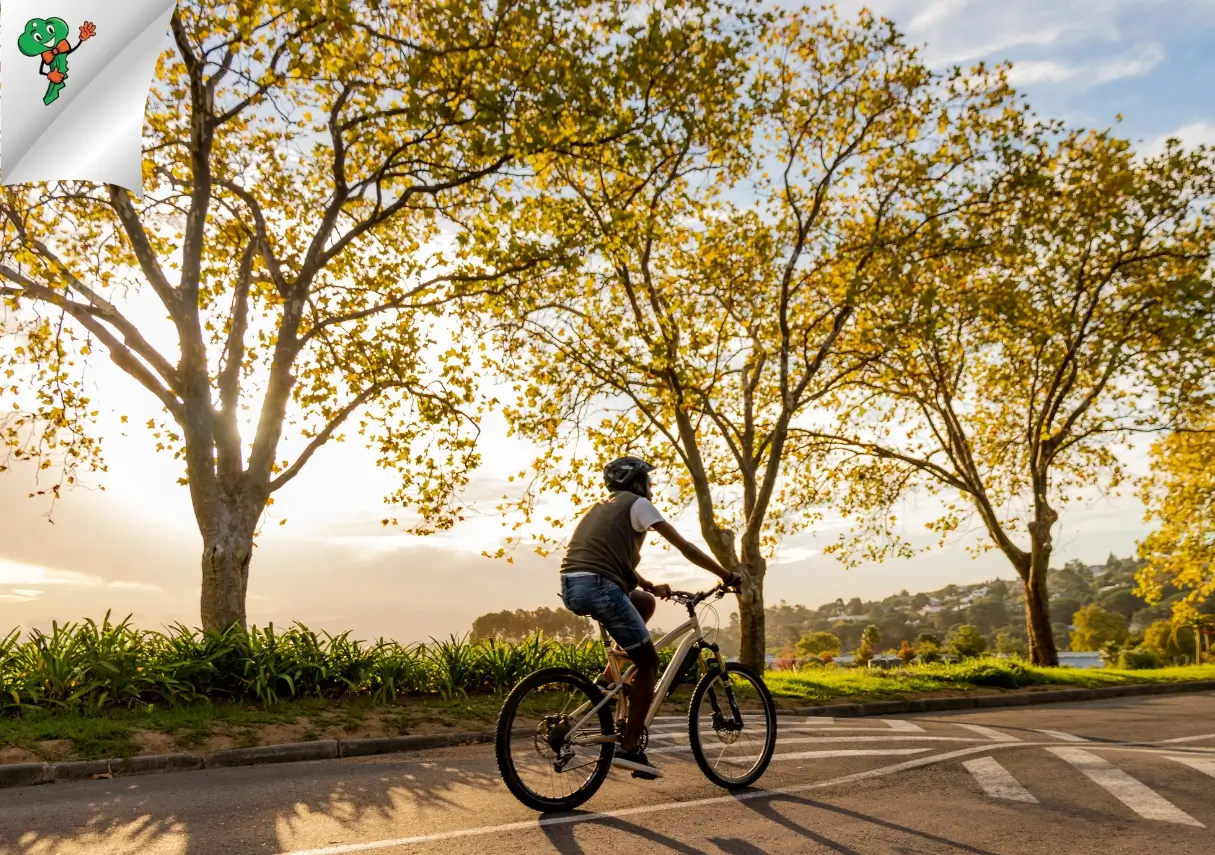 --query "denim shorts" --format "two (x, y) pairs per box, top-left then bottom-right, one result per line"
(560, 572), (651, 651)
